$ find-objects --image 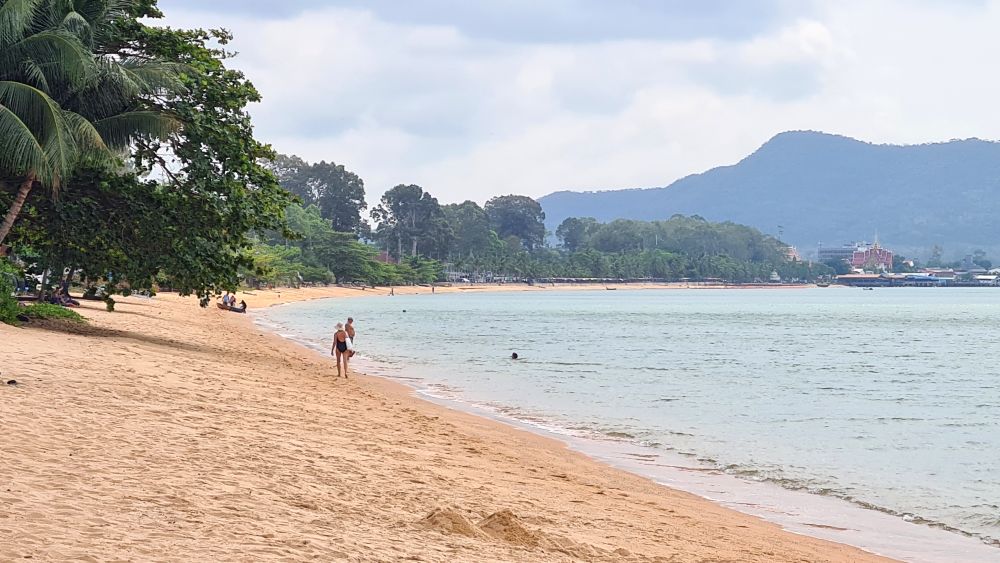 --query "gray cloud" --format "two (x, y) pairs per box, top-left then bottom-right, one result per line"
(159, 0), (800, 42)
(154, 1), (1000, 205)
